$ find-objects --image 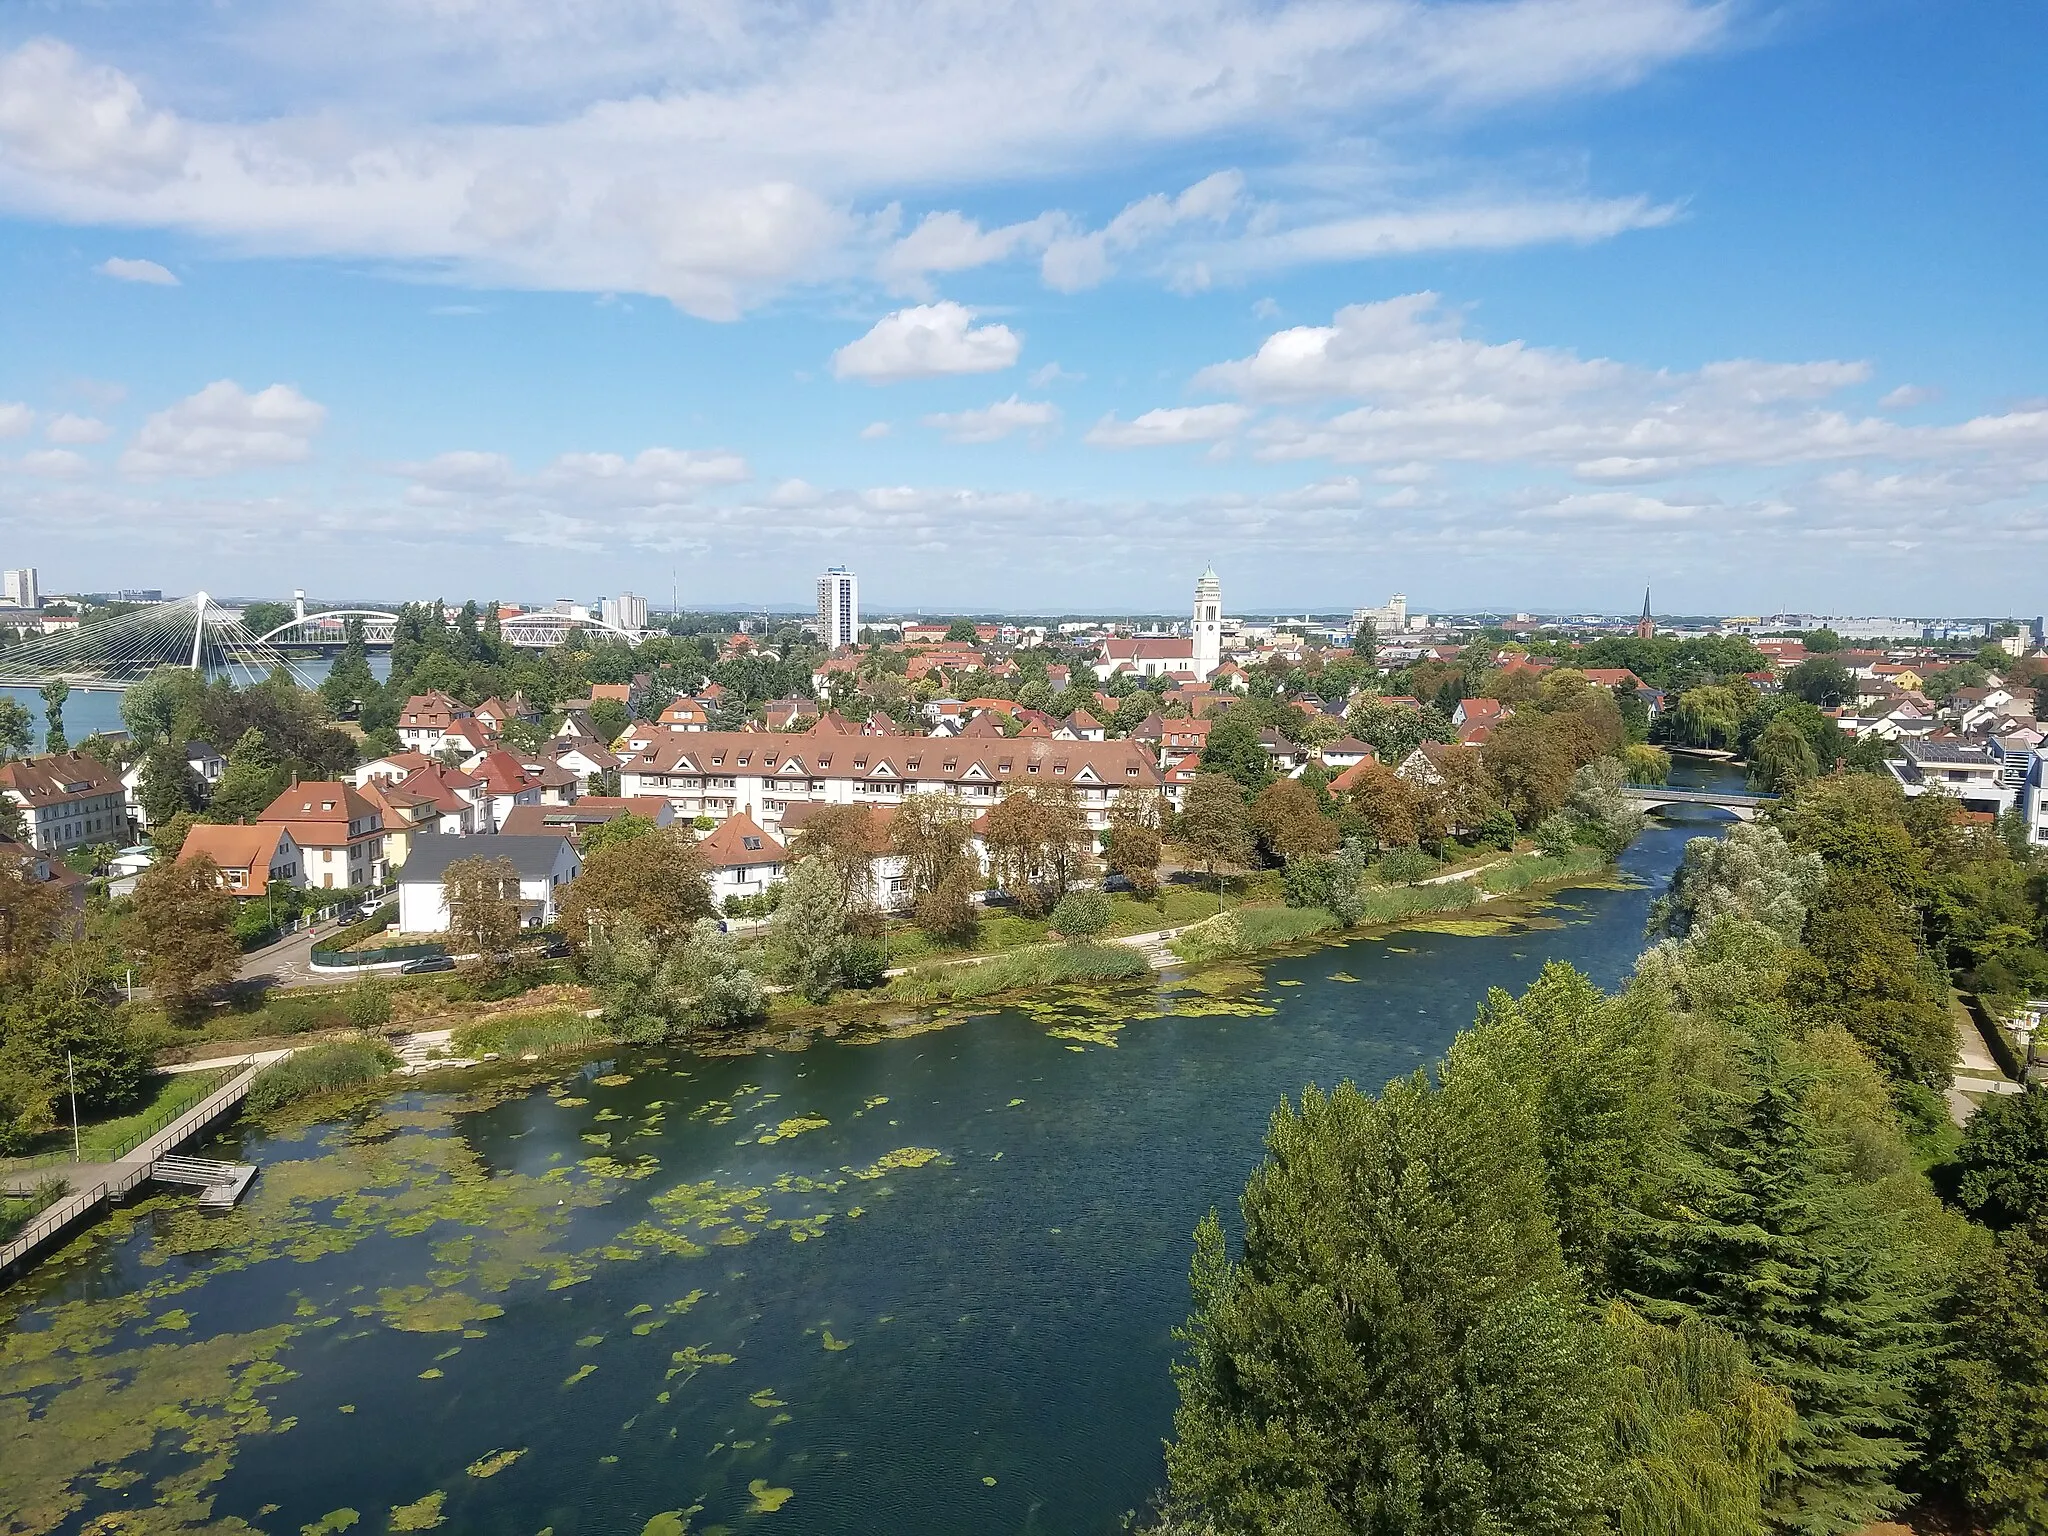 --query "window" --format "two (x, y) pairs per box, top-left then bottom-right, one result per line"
(742, 836), (762, 850)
